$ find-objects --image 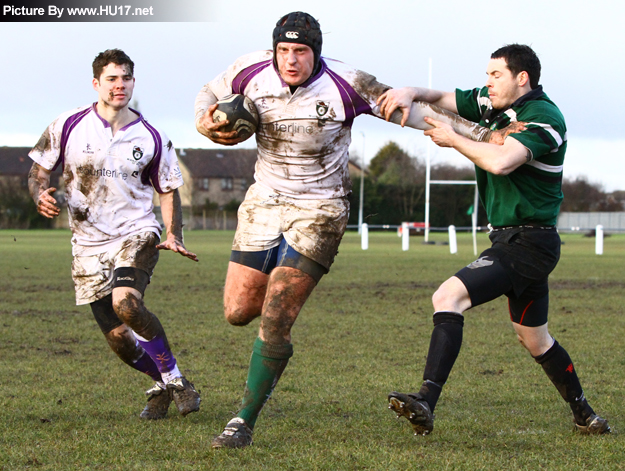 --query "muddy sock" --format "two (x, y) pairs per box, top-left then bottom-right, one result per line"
(534, 339), (593, 424)
(421, 311), (464, 411)
(134, 331), (179, 381)
(415, 380), (443, 412)
(238, 337), (293, 429)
